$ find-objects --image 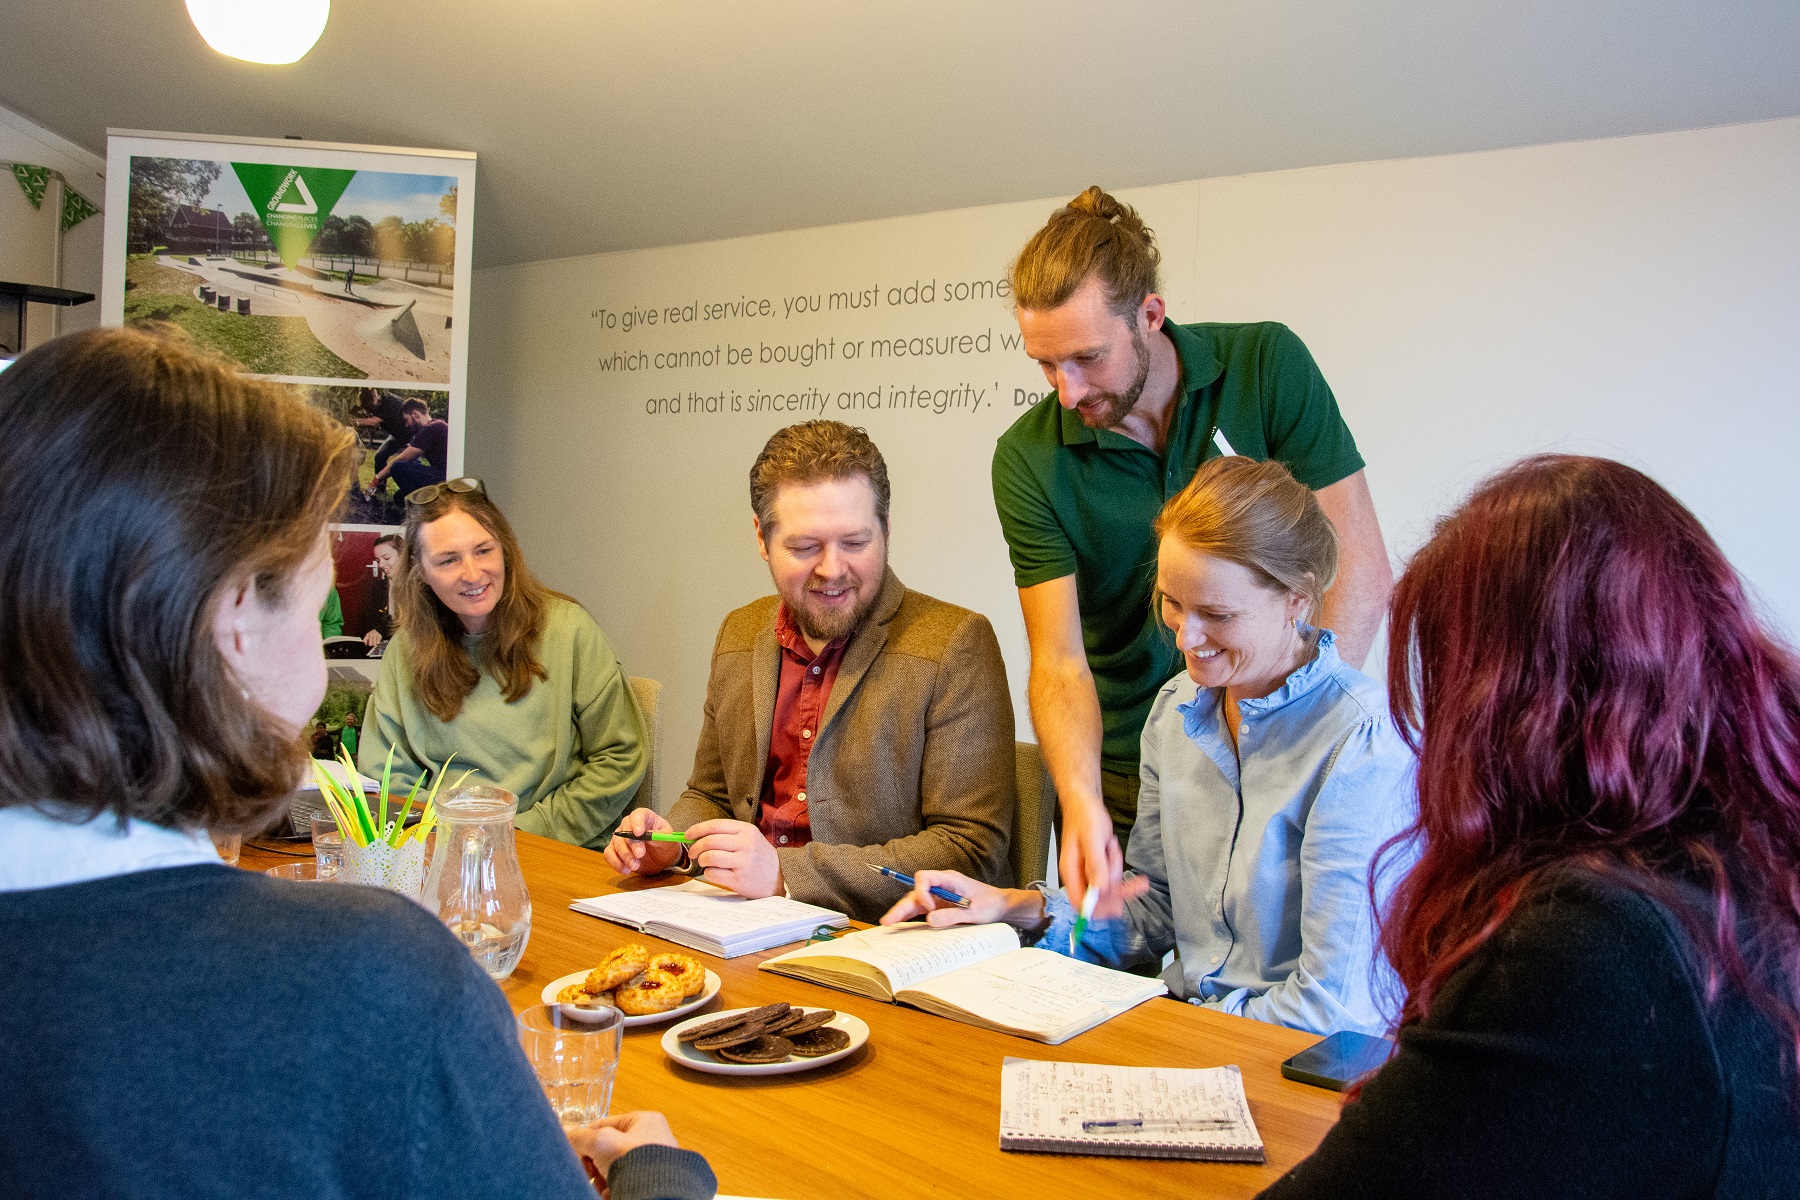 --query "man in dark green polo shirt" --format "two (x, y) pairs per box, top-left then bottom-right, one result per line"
(993, 186), (1393, 907)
